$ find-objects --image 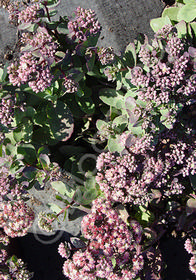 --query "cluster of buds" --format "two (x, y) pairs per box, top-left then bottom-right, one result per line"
(96, 130), (196, 204)
(68, 7), (101, 42)
(8, 52), (53, 93)
(22, 27), (57, 60)
(0, 163), (25, 203)
(8, 26), (57, 93)
(97, 47), (115, 65)
(7, 0), (41, 25)
(104, 65), (118, 81)
(126, 25), (196, 132)
(184, 237), (196, 276)
(63, 77), (79, 94)
(37, 211), (54, 233)
(0, 230), (10, 246)
(60, 198), (144, 280)
(0, 96), (16, 143)
(0, 200), (34, 237)
(18, 2), (40, 23)
(0, 229), (31, 279)
(6, 256), (32, 279)
(0, 97), (15, 127)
